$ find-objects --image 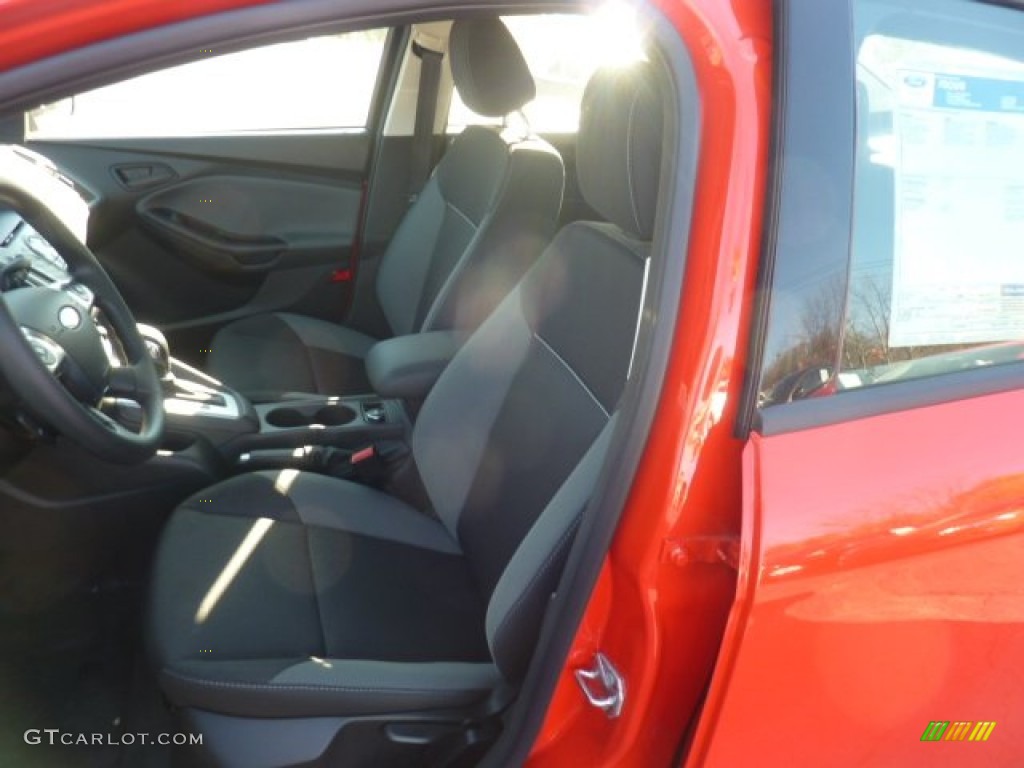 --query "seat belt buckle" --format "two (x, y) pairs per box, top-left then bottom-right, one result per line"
(350, 445), (376, 465)
(325, 441), (407, 486)
(346, 443), (392, 488)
